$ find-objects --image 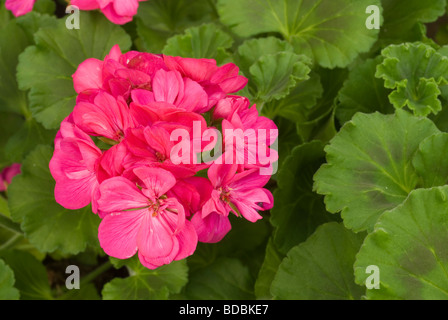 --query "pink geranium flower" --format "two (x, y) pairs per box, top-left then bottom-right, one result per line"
(49, 116), (102, 213)
(0, 163), (21, 192)
(202, 163), (273, 223)
(72, 91), (134, 142)
(97, 167), (197, 269)
(71, 0), (147, 25)
(5, 0), (35, 17)
(52, 45), (278, 269)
